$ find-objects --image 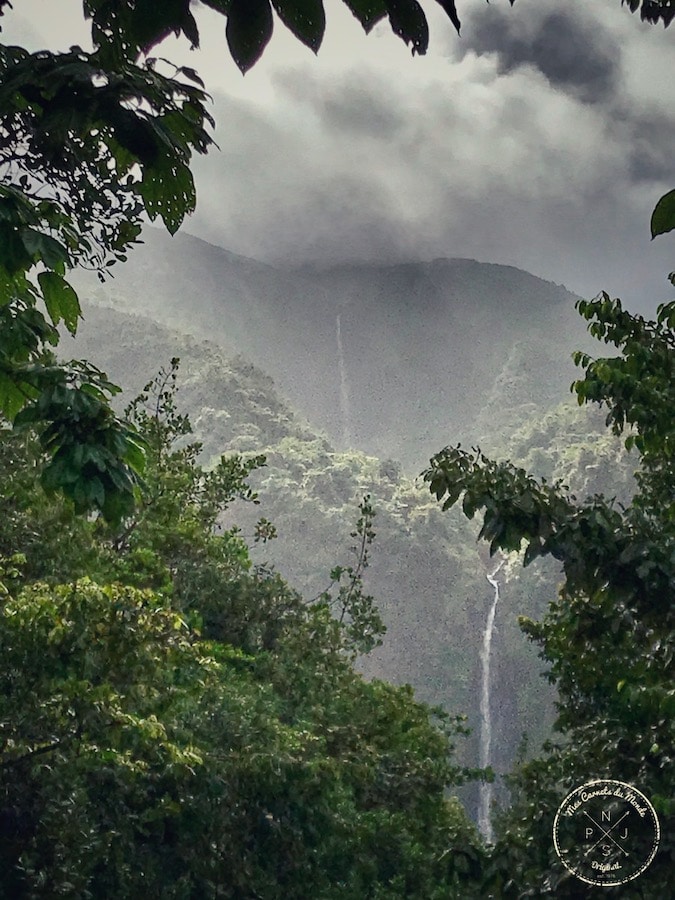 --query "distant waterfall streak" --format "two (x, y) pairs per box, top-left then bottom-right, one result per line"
(336, 312), (352, 446)
(478, 559), (505, 843)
